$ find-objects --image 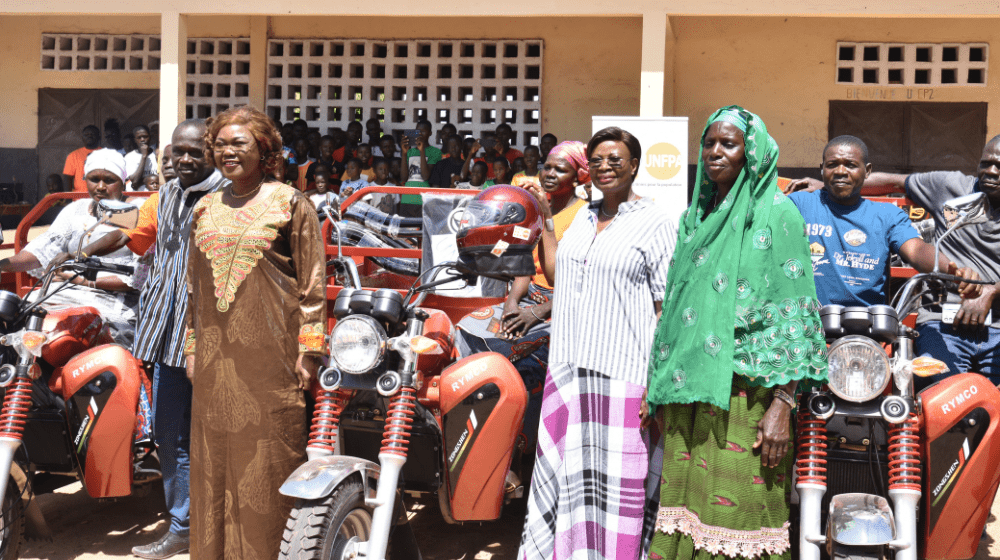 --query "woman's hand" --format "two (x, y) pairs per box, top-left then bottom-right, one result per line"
(185, 355), (195, 382)
(295, 354), (322, 391)
(526, 184), (553, 219)
(500, 306), (542, 340)
(639, 389), (660, 432)
(753, 397), (794, 468)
